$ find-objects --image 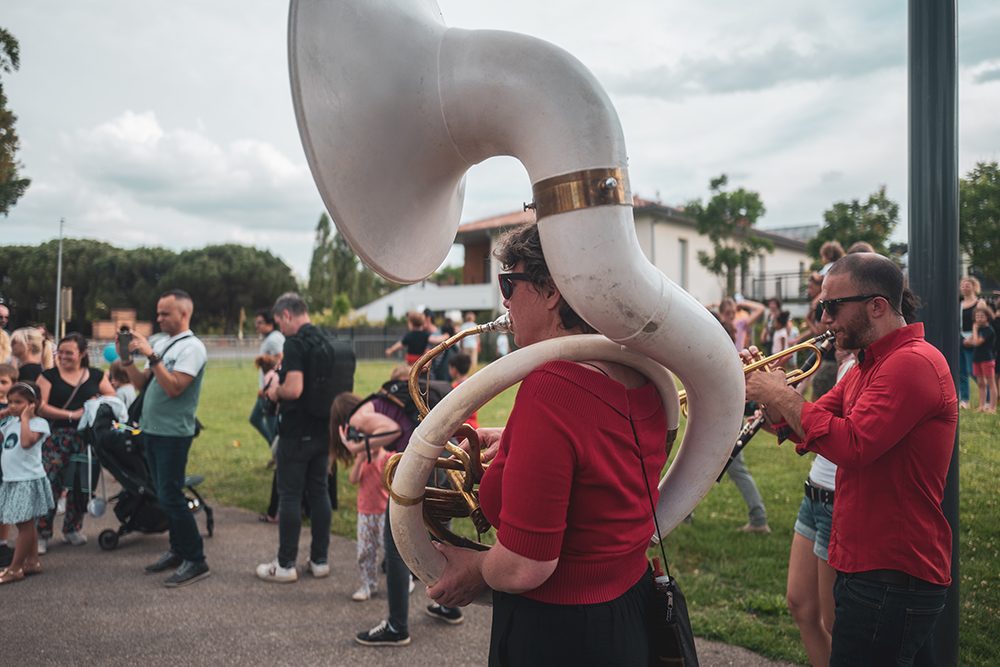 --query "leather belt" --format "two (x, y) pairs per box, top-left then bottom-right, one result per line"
(804, 480), (834, 504)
